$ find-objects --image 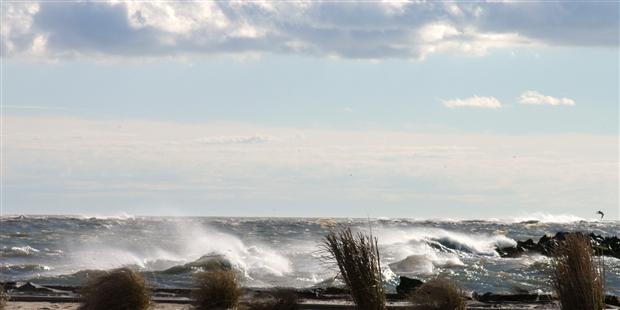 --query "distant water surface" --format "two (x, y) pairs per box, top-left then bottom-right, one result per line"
(1, 215), (619, 295)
